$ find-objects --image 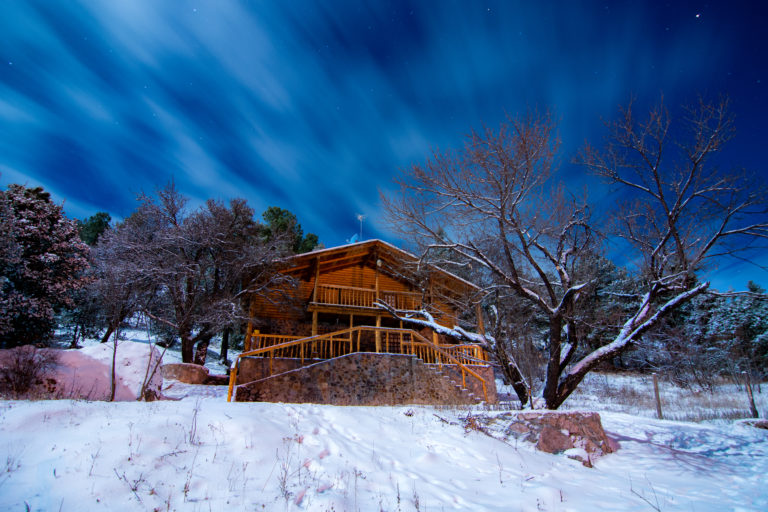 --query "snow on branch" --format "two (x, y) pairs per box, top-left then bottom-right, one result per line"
(373, 300), (493, 347)
(552, 281), (590, 316)
(565, 281), (710, 378)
